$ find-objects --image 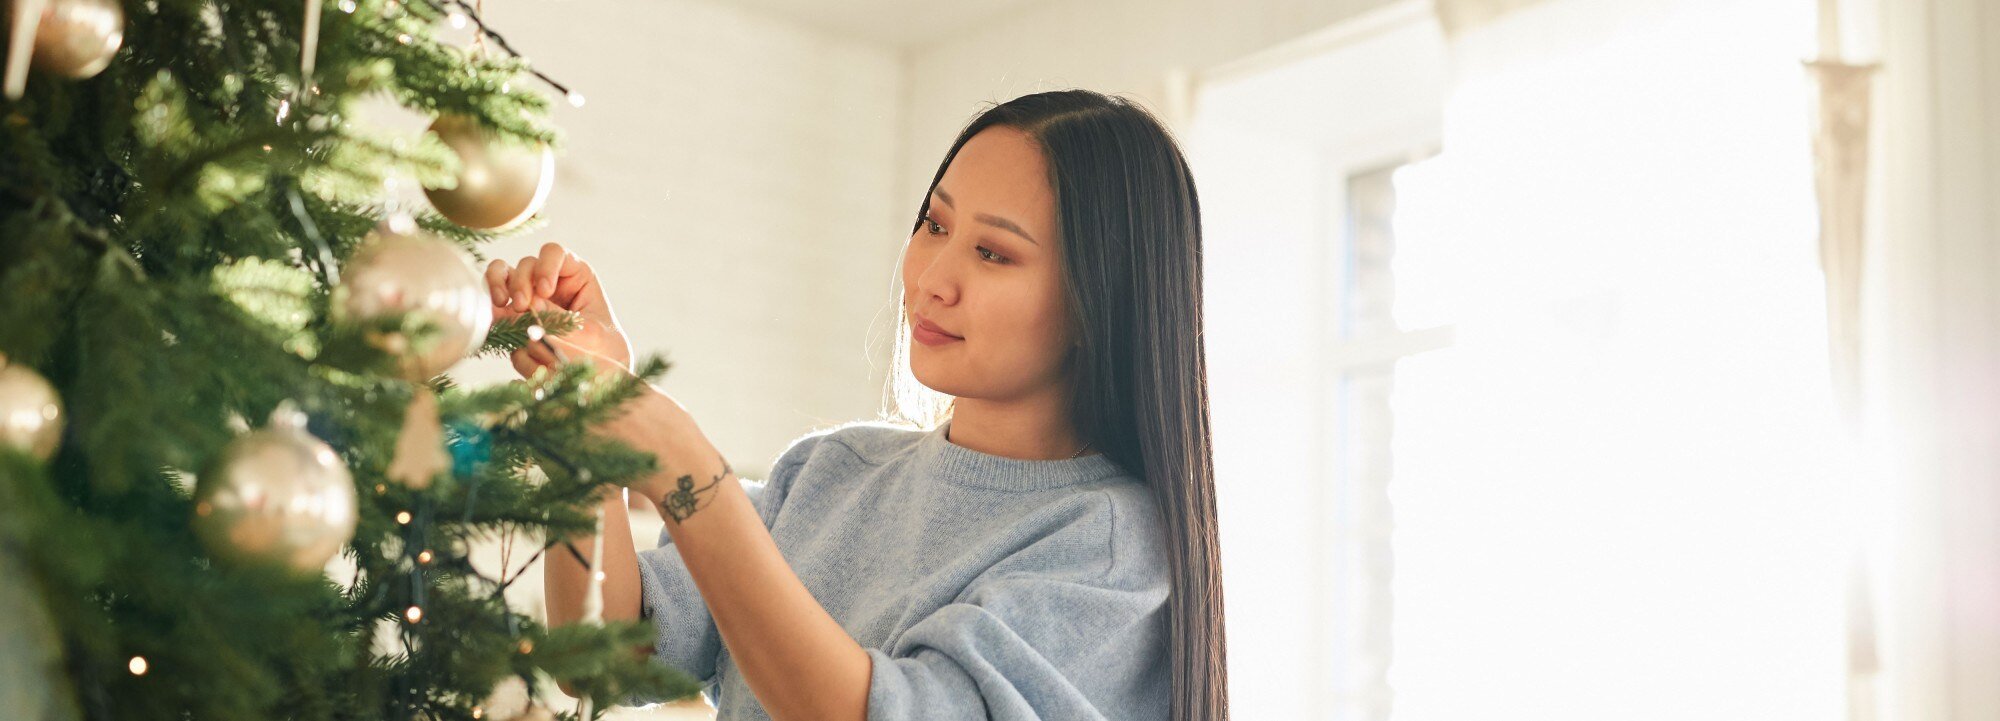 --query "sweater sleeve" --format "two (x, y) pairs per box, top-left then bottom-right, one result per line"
(863, 487), (1173, 721)
(623, 430), (824, 703)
